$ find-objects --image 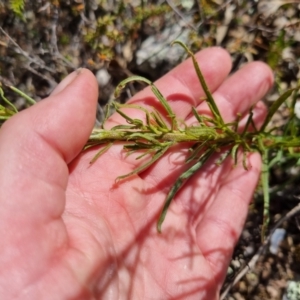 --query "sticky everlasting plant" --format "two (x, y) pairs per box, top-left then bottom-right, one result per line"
(1, 41), (300, 238)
